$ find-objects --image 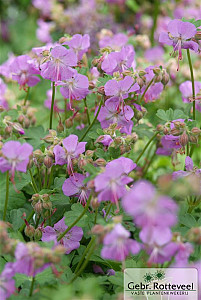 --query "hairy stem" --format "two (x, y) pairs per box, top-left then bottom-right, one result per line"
(150, 0), (160, 45)
(80, 101), (102, 142)
(135, 132), (158, 164)
(24, 87), (30, 106)
(70, 236), (96, 283)
(74, 236), (95, 274)
(29, 276), (35, 297)
(57, 195), (92, 242)
(29, 169), (39, 193)
(19, 210), (34, 233)
(140, 78), (154, 103)
(49, 82), (55, 129)
(186, 49), (196, 120)
(3, 171), (10, 221)
(84, 98), (91, 125)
